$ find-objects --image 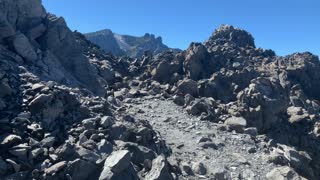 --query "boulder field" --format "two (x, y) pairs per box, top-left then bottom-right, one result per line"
(1, 0), (320, 179)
